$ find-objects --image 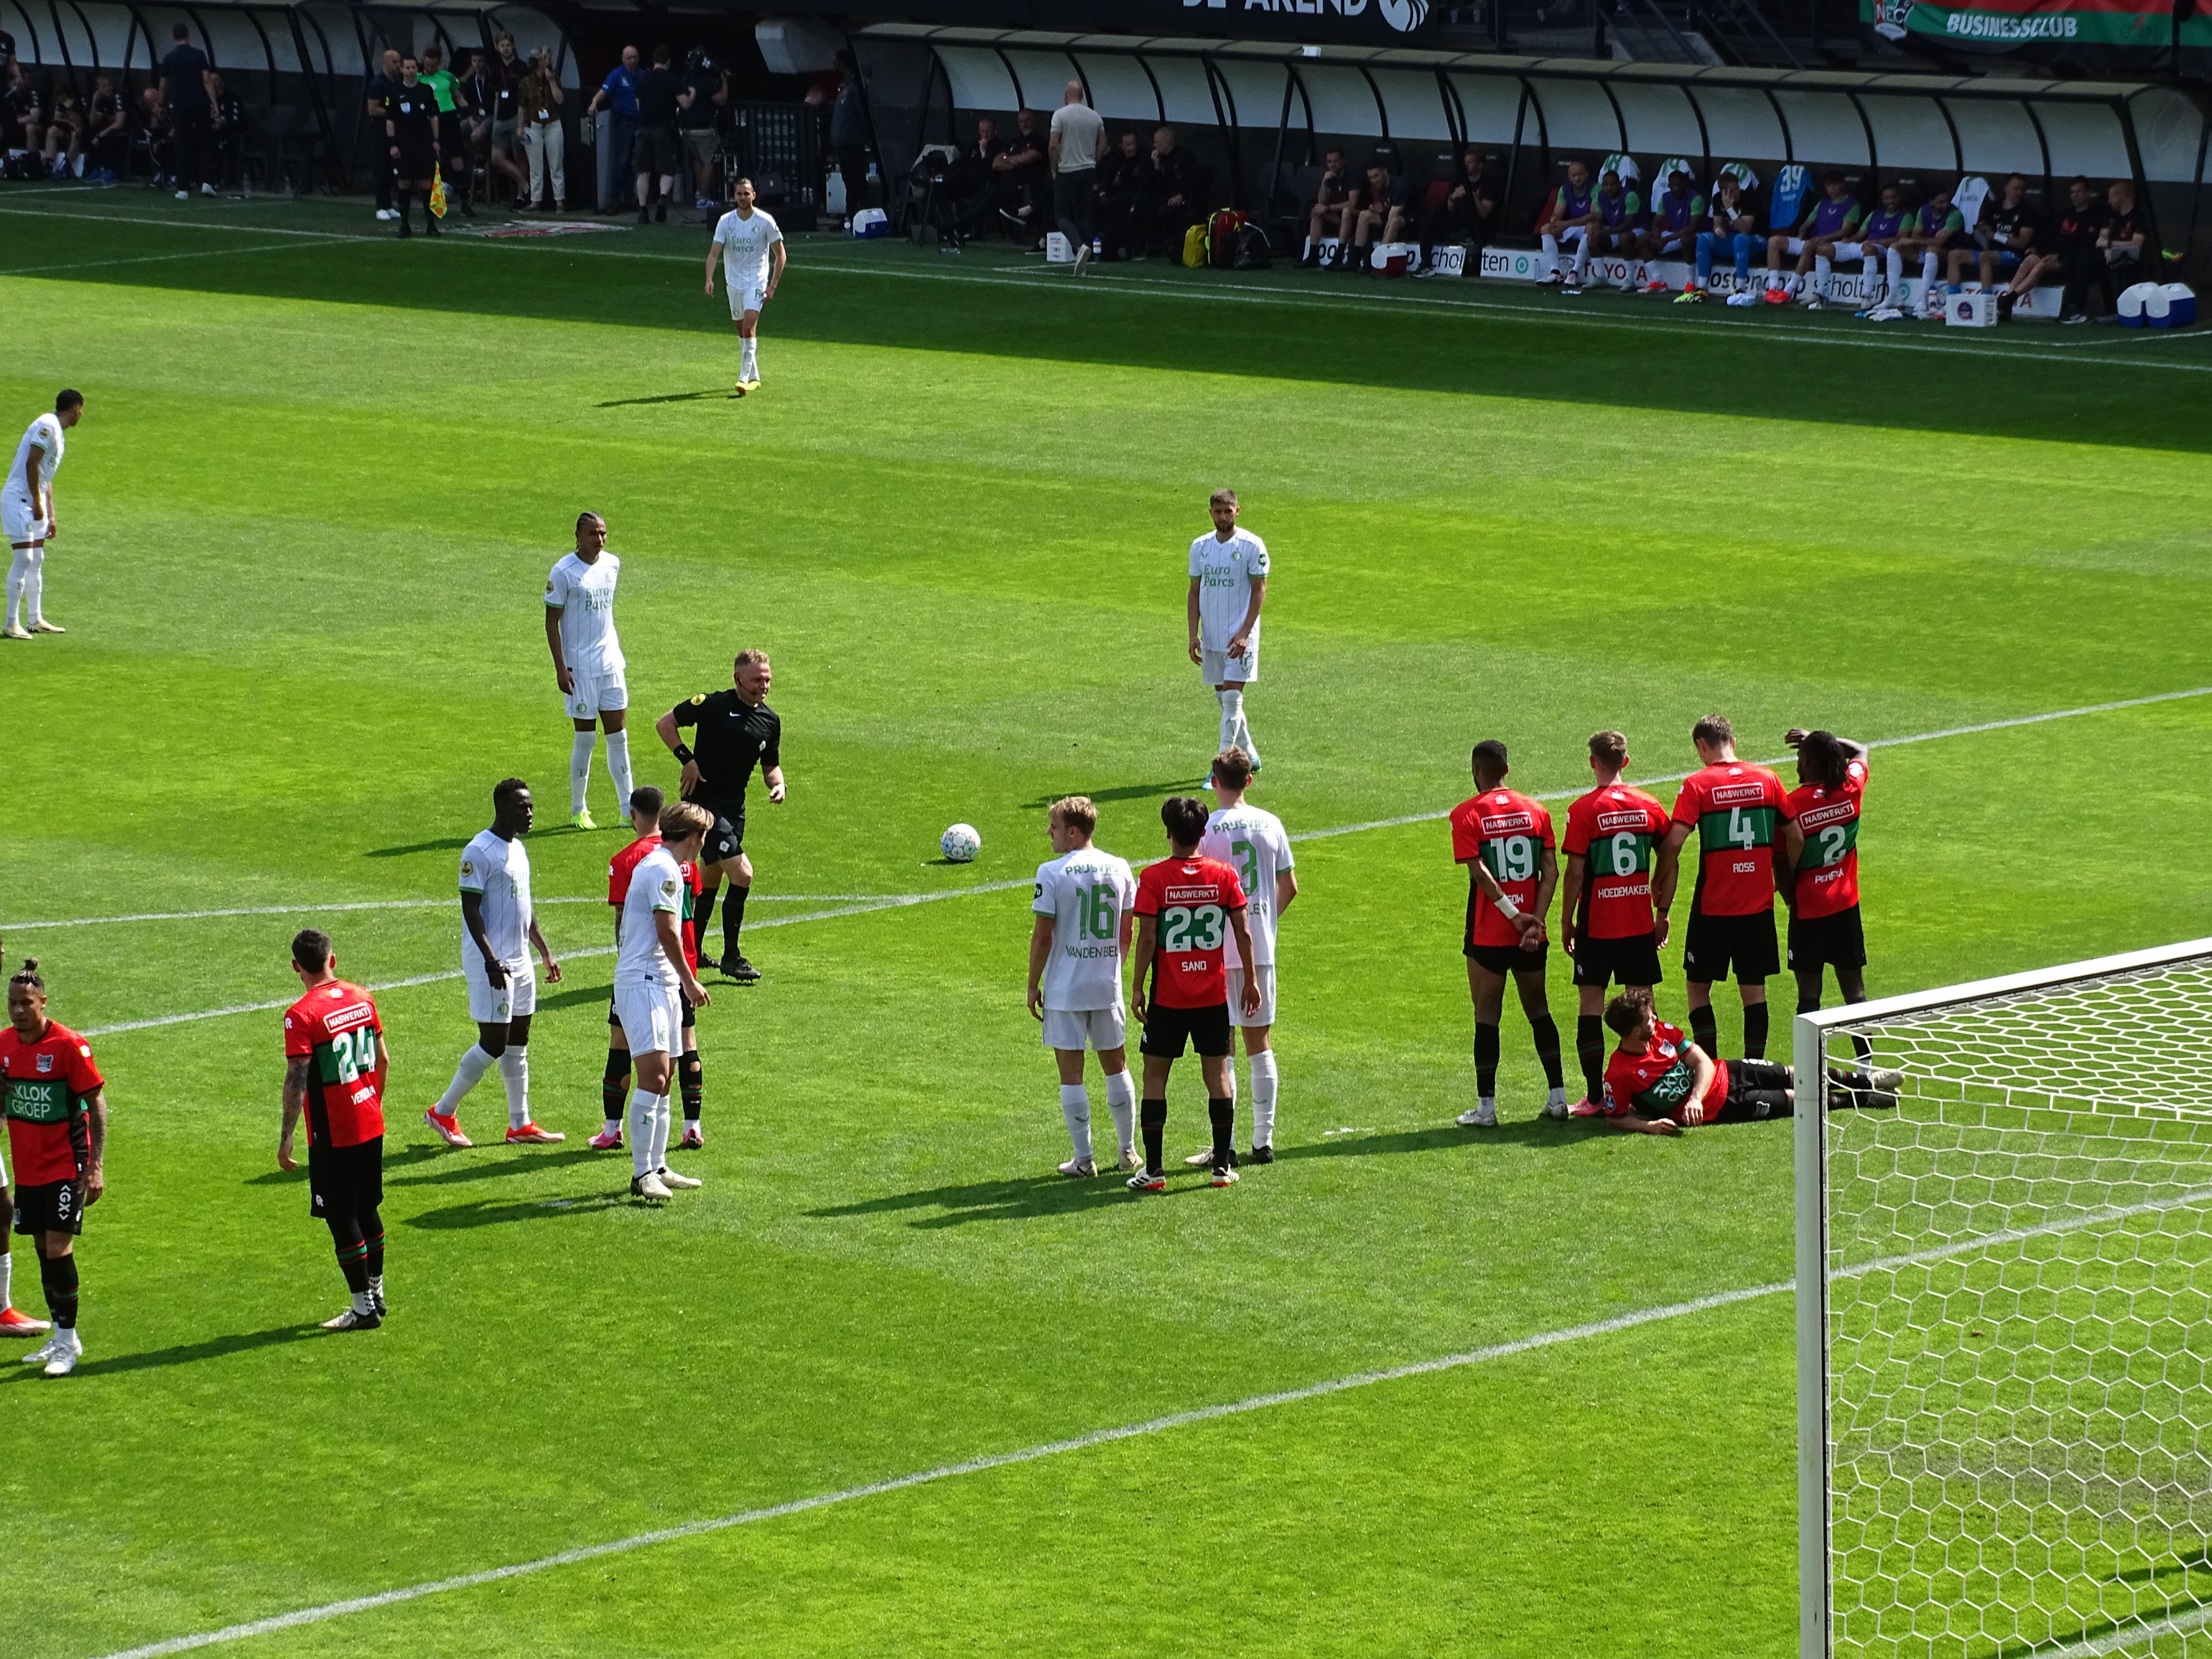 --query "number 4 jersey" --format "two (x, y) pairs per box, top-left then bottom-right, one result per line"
(1786, 756), (1868, 919)
(1449, 787), (1556, 948)
(1672, 761), (1792, 918)
(283, 980), (387, 1148)
(1135, 855), (1248, 1008)
(1200, 804), (1294, 969)
(1033, 846), (1139, 1011)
